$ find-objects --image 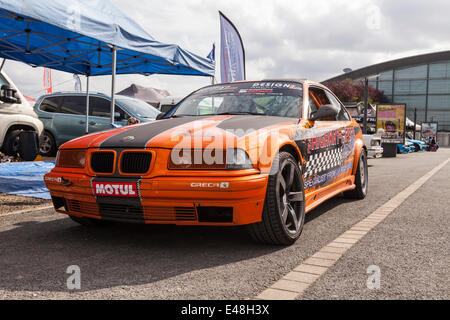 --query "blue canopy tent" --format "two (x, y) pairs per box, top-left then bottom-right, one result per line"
(0, 0), (215, 130)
